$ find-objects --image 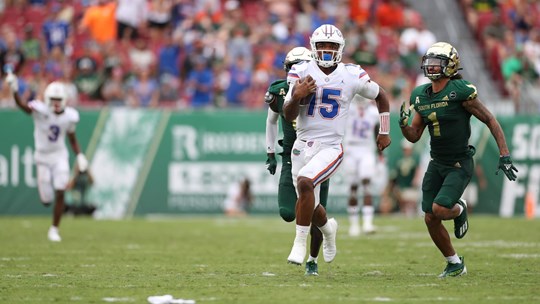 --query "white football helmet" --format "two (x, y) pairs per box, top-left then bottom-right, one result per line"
(283, 47), (312, 72)
(44, 81), (67, 111)
(310, 24), (345, 68)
